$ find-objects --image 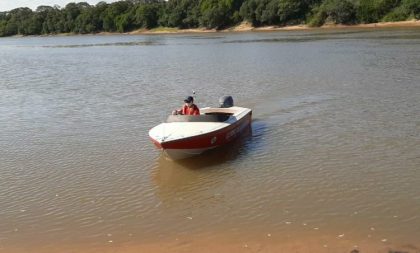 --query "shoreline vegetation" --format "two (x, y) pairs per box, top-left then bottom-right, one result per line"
(1, 0), (420, 38)
(28, 19), (419, 37)
(6, 19), (420, 38)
